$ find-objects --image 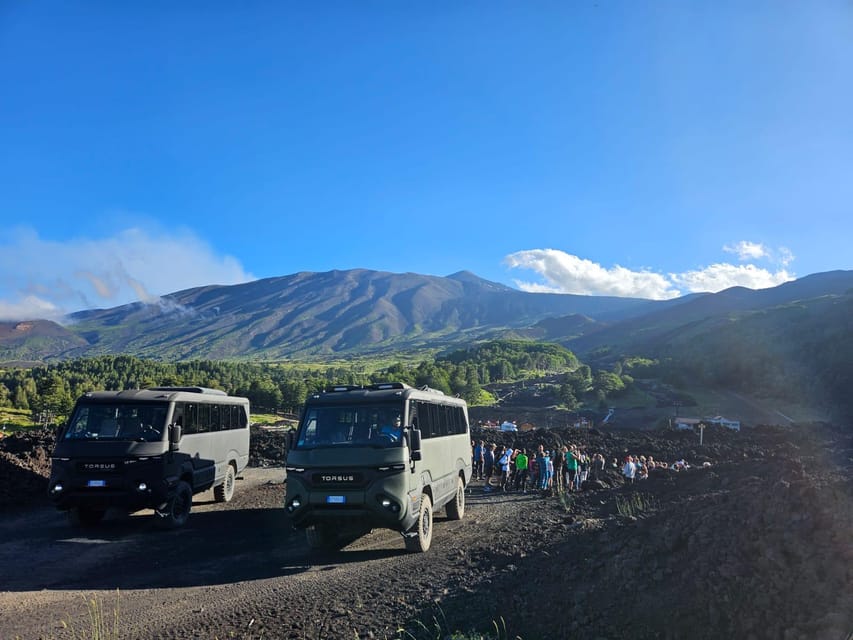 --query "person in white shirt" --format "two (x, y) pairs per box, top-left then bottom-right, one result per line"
(622, 455), (637, 485)
(499, 447), (514, 490)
